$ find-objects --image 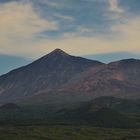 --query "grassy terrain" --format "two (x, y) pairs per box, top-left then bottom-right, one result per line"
(0, 97), (139, 139)
(0, 125), (139, 140)
(0, 97), (139, 128)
